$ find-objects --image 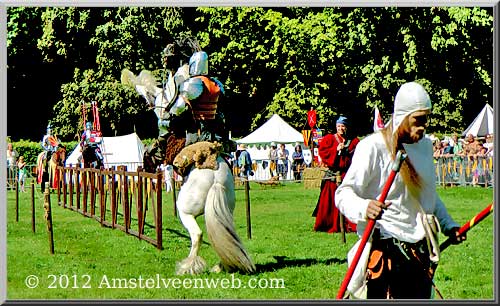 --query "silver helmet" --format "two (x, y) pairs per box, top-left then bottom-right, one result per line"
(188, 51), (208, 76)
